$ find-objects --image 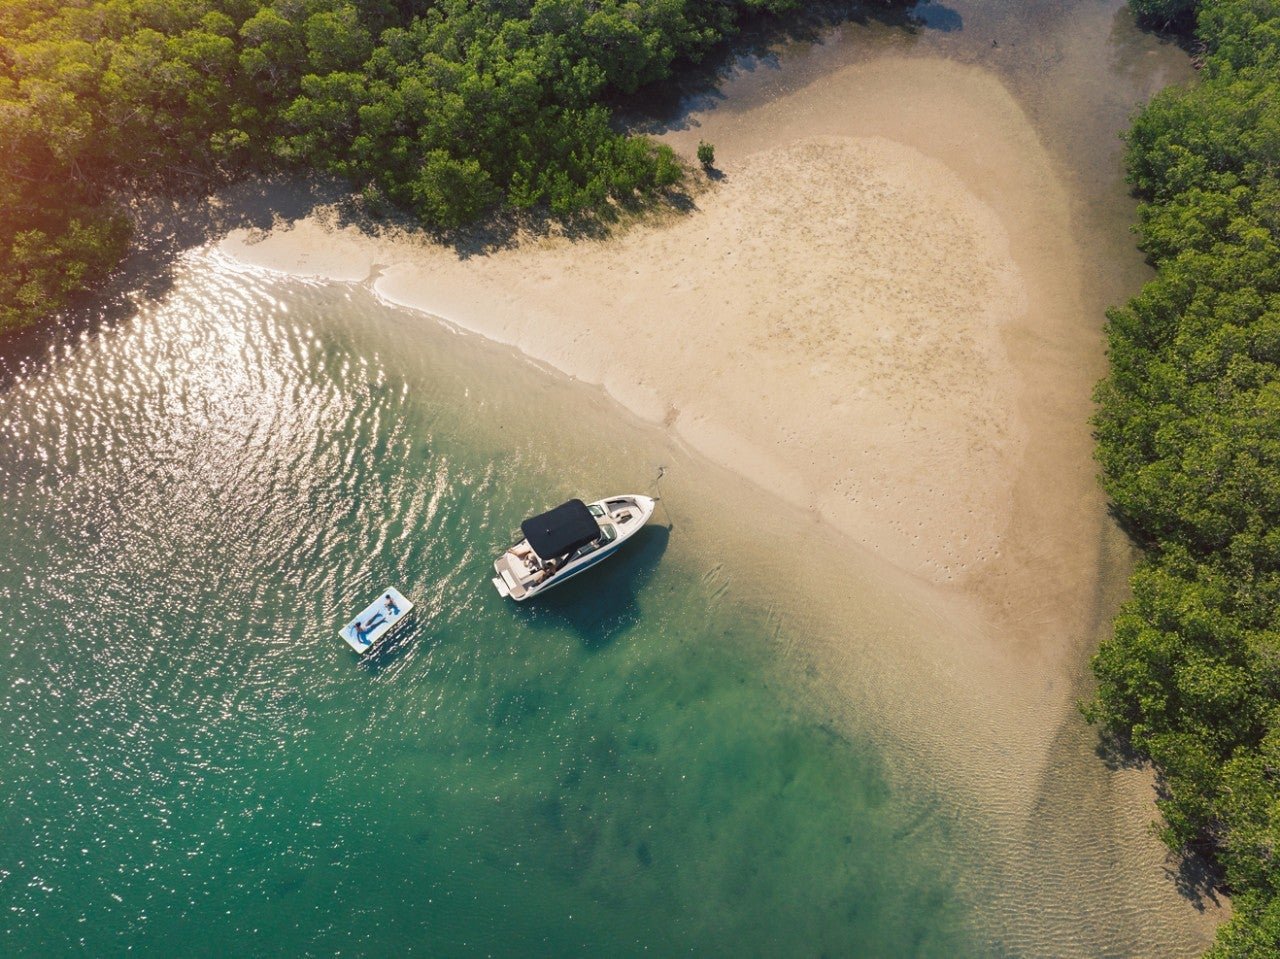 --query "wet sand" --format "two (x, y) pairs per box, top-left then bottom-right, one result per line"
(214, 3), (1224, 954)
